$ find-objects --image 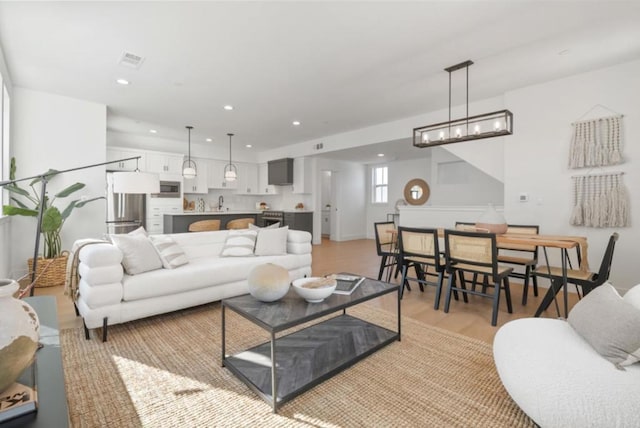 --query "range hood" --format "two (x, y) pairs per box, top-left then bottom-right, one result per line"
(268, 158), (294, 185)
